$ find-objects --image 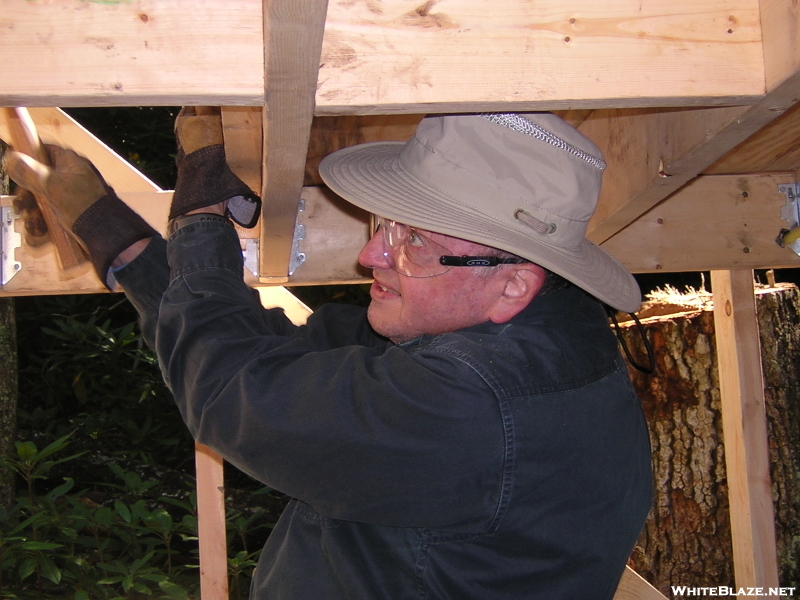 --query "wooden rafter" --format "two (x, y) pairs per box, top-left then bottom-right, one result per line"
(583, 0), (800, 244)
(0, 0), (263, 107)
(600, 173), (800, 273)
(259, 0), (331, 281)
(0, 0), (767, 111)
